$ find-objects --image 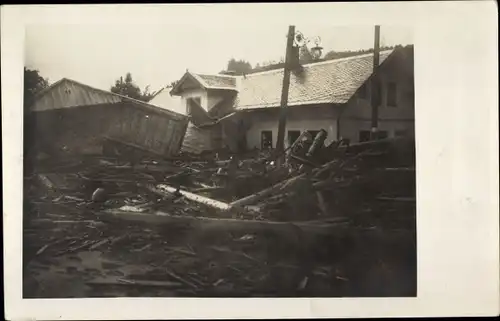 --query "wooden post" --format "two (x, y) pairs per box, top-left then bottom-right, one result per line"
(276, 25), (296, 165)
(370, 25), (381, 141)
